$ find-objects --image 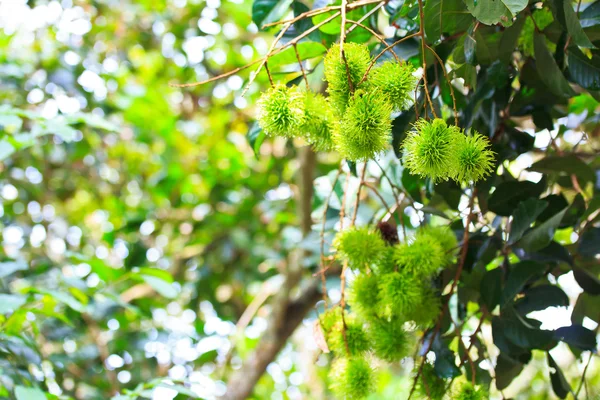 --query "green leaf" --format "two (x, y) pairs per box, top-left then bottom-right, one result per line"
(0, 259), (27, 279)
(247, 122), (266, 158)
(39, 290), (87, 313)
(552, 0), (595, 48)
(509, 199), (549, 244)
(503, 309), (556, 350)
(534, 31), (576, 97)
(15, 386), (47, 400)
(502, 261), (547, 307)
(573, 266), (600, 295)
(547, 353), (571, 399)
(423, 0), (473, 42)
(252, 0), (293, 29)
(495, 353), (524, 390)
(141, 275), (178, 299)
(499, 15), (526, 63)
(0, 139), (16, 161)
(530, 154), (596, 186)
(553, 324), (597, 350)
(579, 227), (600, 258)
(514, 285), (569, 315)
(572, 292), (600, 325)
(581, 0), (600, 27)
(488, 179), (546, 216)
(480, 268), (503, 311)
(568, 47), (600, 90)
(465, 0), (527, 26)
(0, 294), (26, 314)
(518, 207), (568, 252)
(464, 27), (476, 64)
(267, 42), (327, 67)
